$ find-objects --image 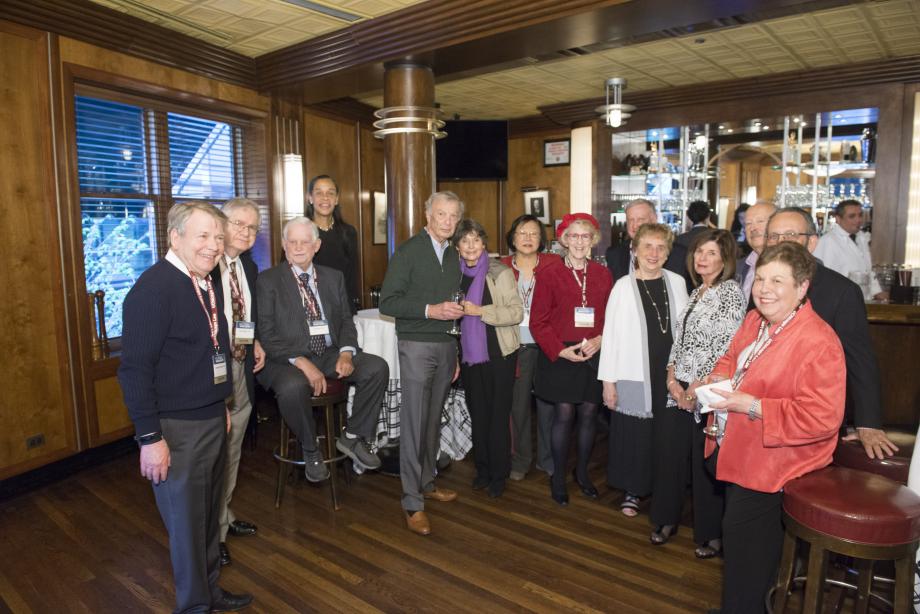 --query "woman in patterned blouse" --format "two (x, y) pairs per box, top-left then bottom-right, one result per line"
(664, 229), (746, 558)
